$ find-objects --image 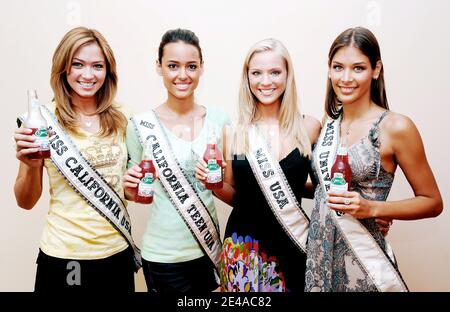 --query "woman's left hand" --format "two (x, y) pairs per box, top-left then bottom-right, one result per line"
(326, 190), (373, 219)
(375, 218), (393, 237)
